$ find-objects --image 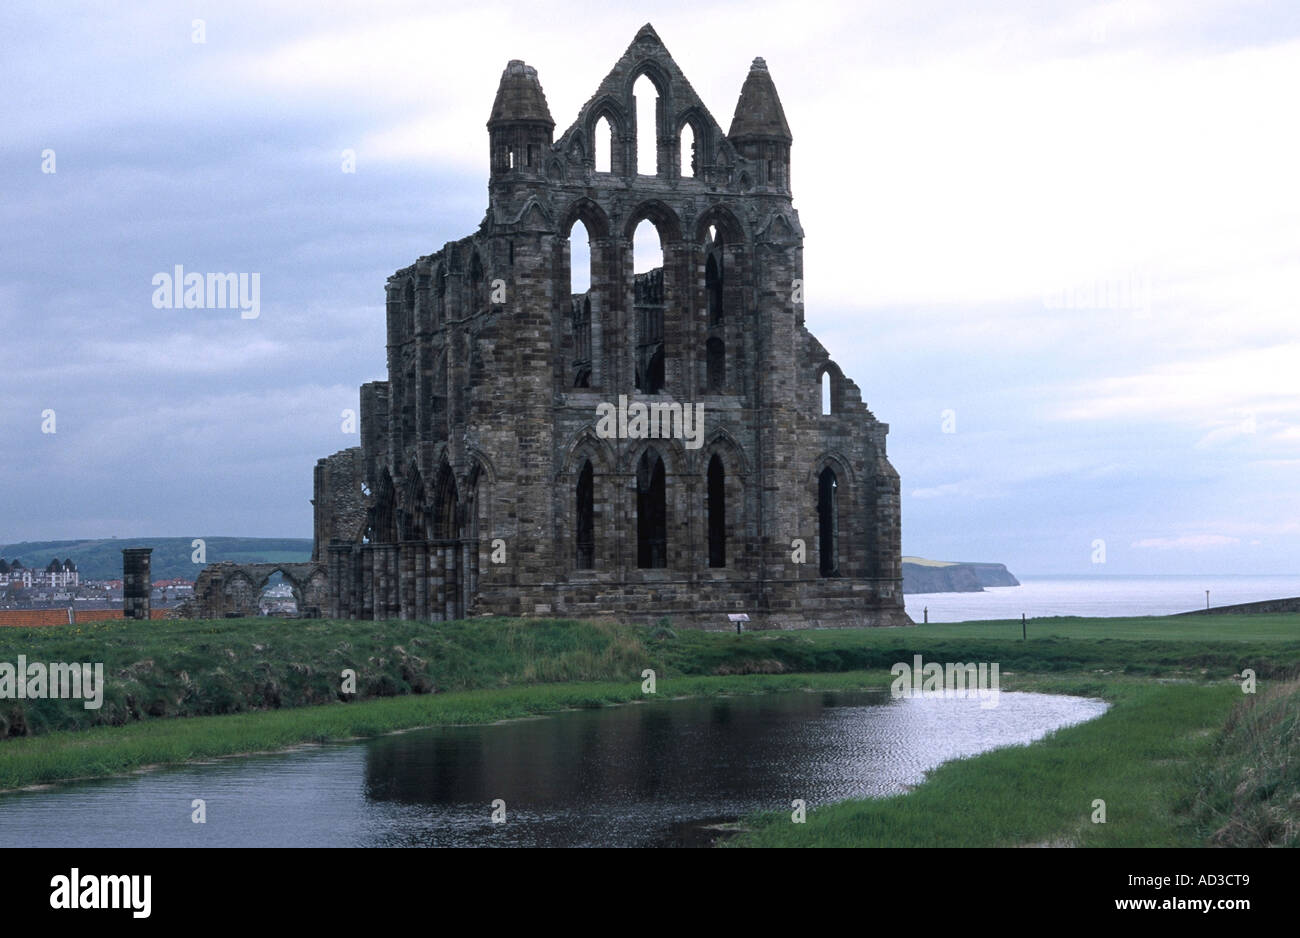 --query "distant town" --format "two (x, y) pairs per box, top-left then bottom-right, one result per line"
(0, 555), (299, 619)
